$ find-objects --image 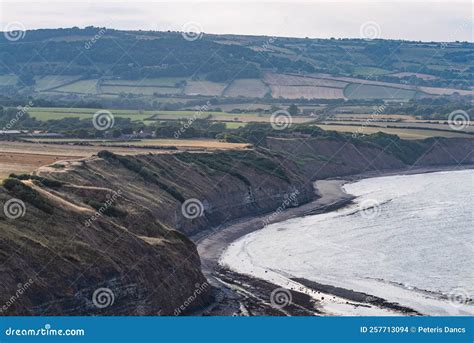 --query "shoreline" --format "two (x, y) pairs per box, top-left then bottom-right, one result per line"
(195, 164), (474, 316)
